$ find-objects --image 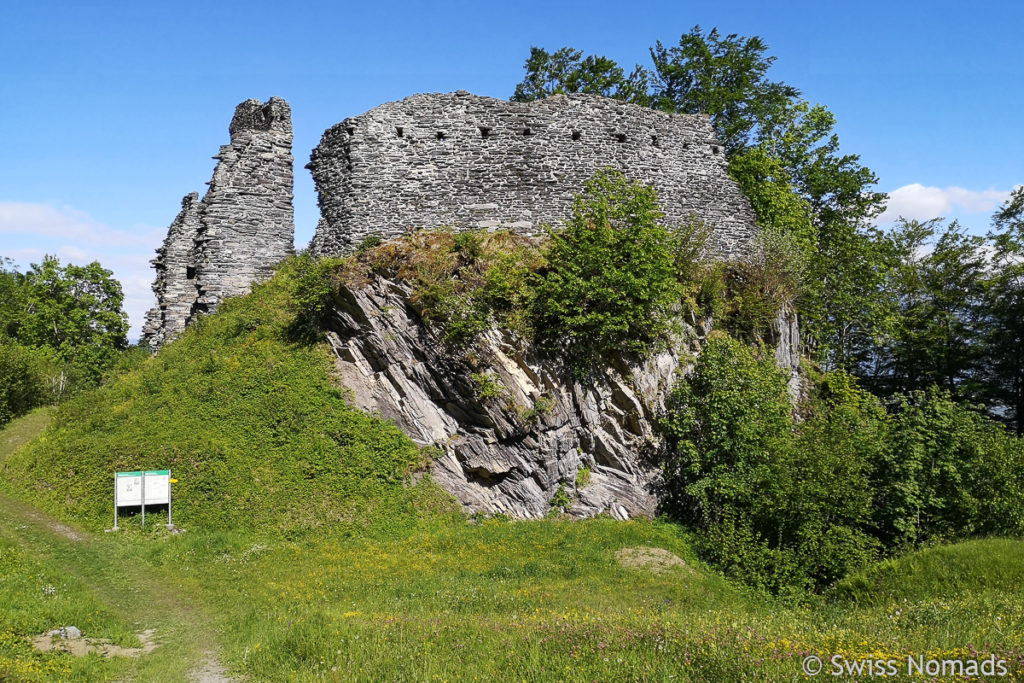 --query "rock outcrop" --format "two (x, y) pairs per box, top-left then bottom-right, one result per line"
(323, 274), (713, 519)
